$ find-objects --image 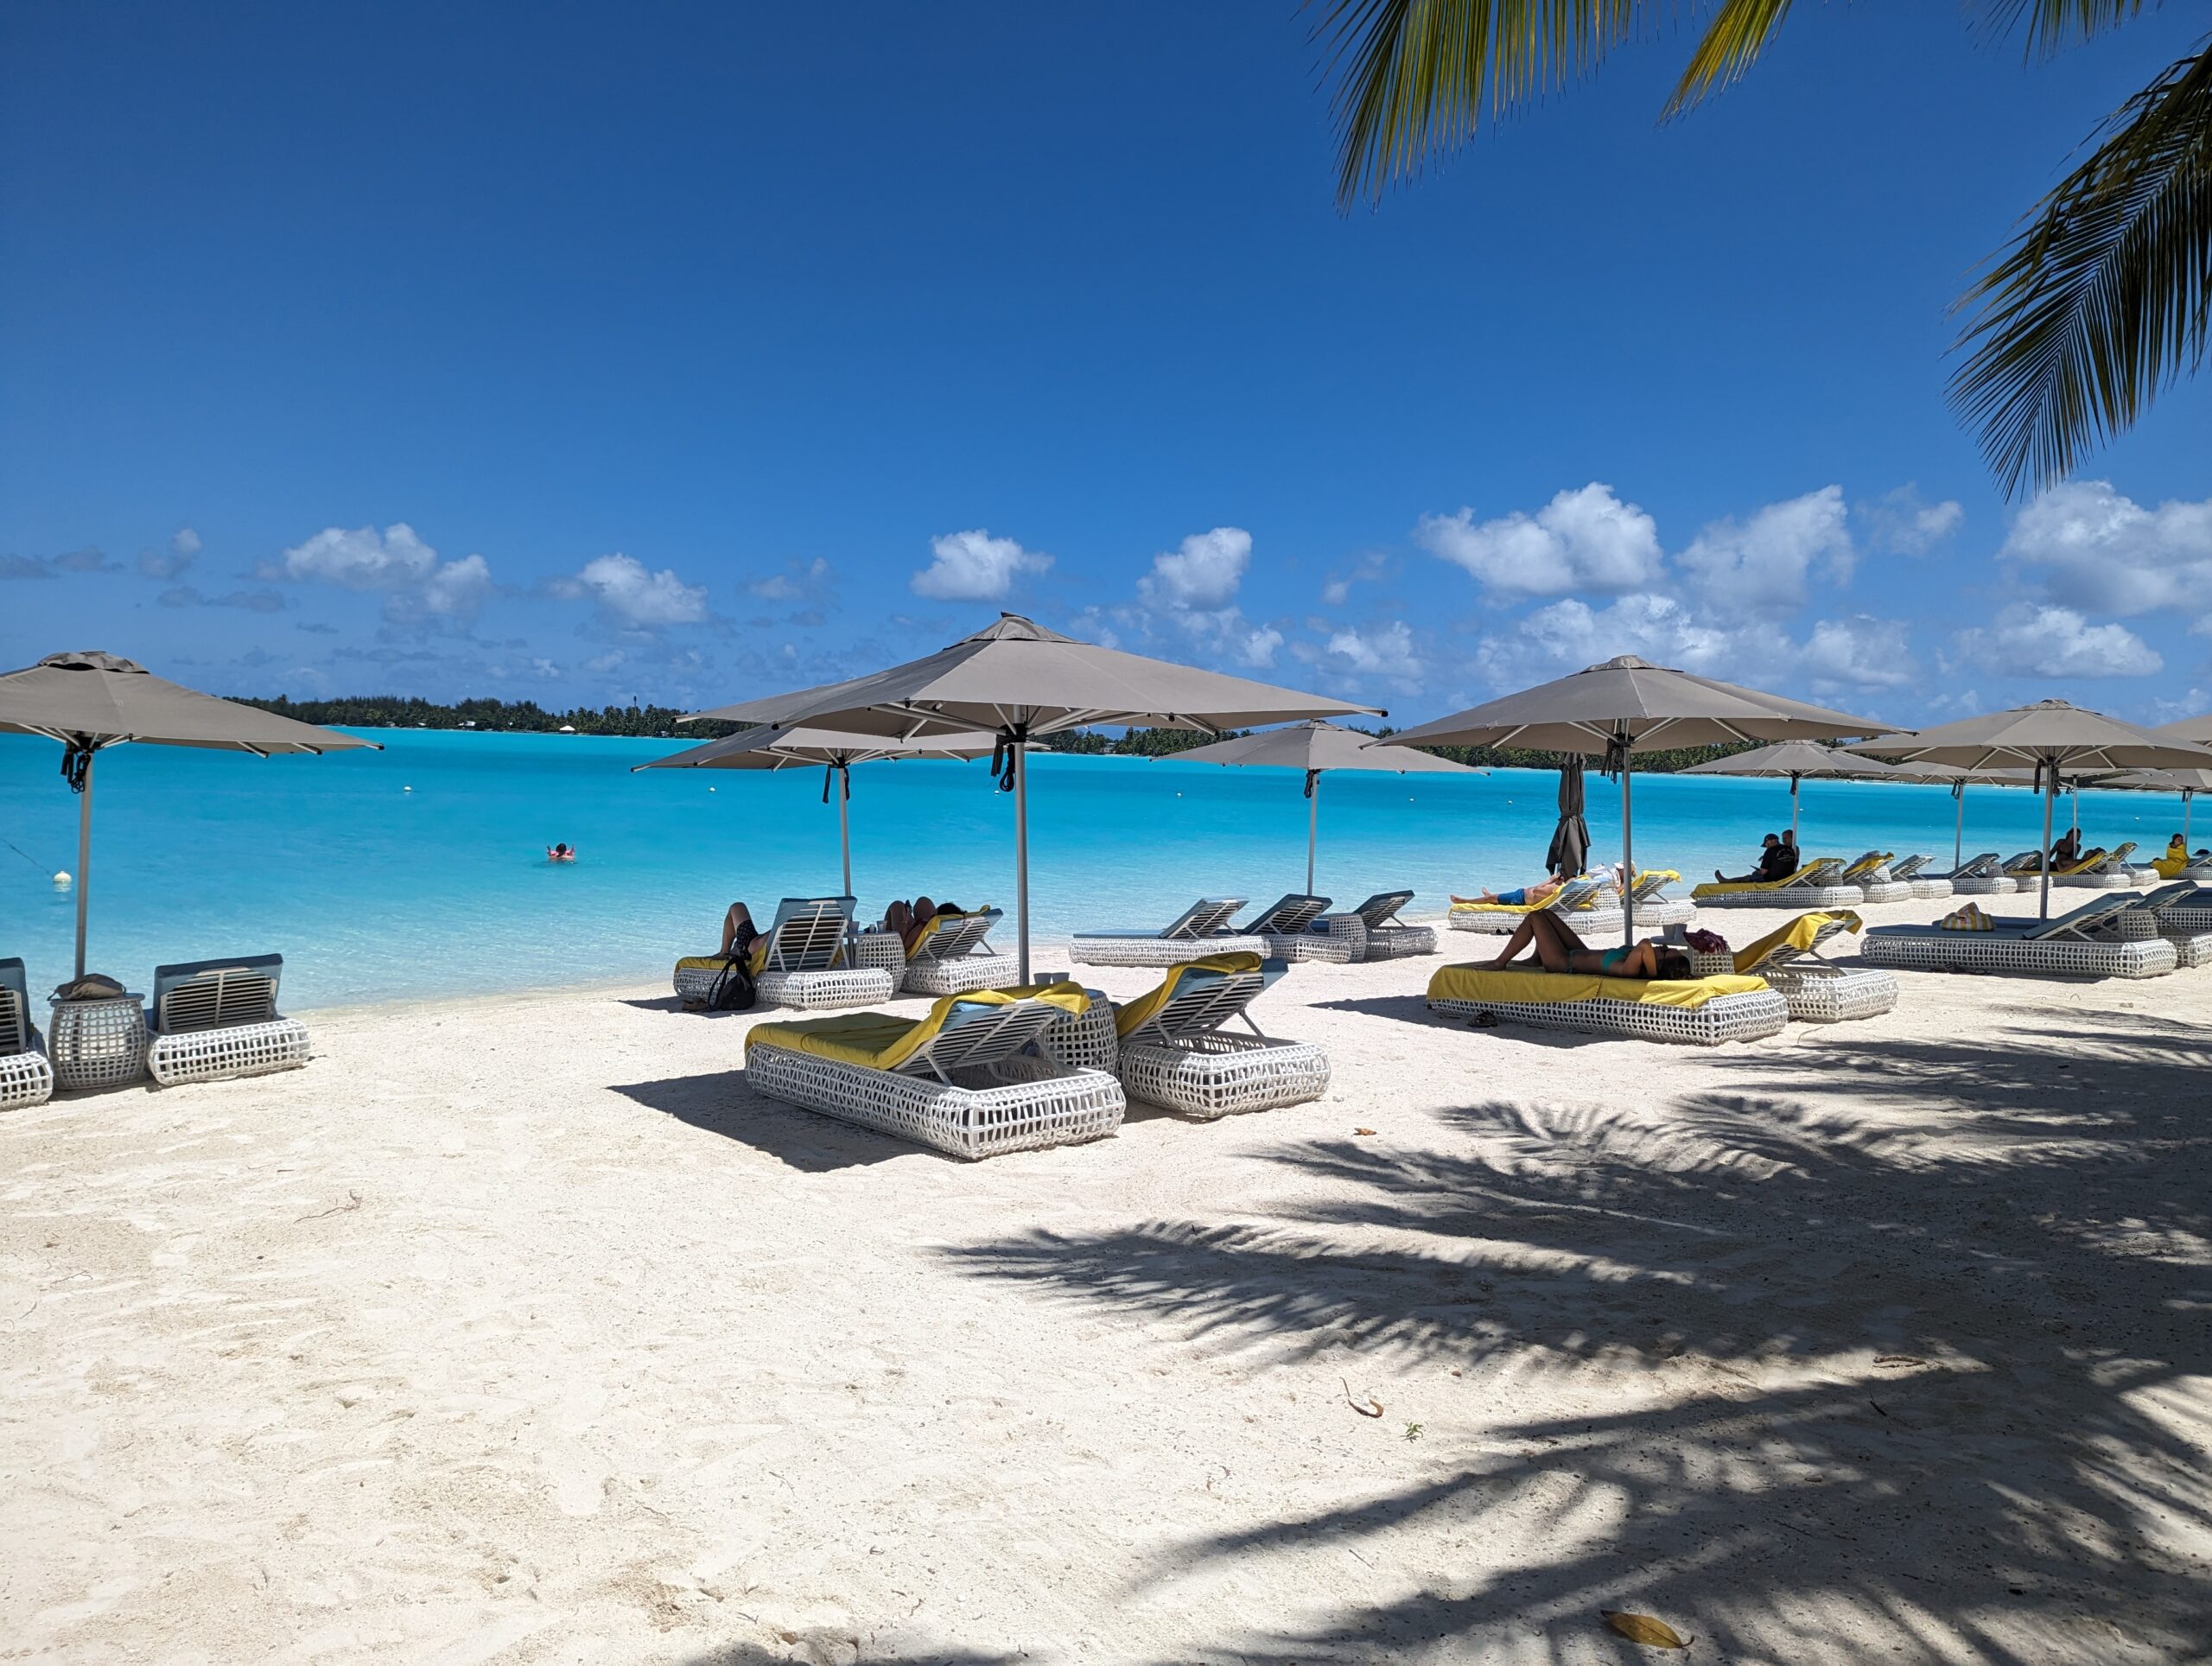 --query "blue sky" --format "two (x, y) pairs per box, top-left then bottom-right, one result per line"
(3, 1), (2209, 728)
